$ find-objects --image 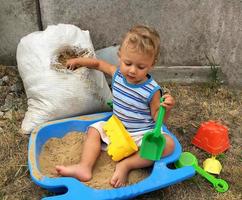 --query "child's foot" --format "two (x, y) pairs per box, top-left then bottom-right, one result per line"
(55, 164), (92, 182)
(110, 162), (129, 188)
